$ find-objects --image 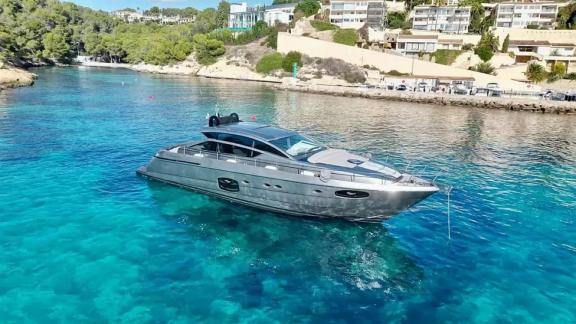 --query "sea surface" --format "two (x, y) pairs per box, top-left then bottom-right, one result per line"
(1, 67), (575, 323)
